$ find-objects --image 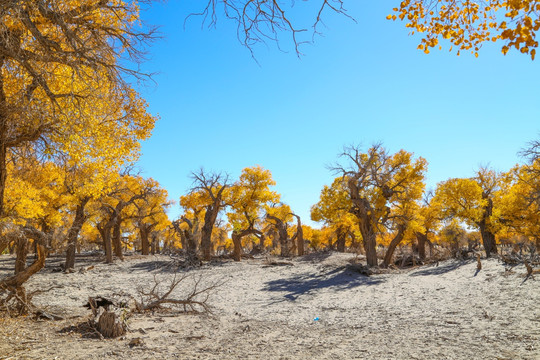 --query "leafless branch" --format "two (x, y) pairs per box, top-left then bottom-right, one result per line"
(188, 0), (353, 56)
(134, 273), (221, 314)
